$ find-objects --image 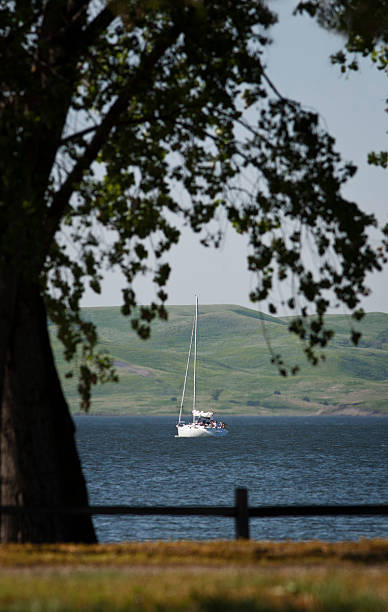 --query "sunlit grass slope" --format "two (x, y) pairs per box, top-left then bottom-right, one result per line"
(50, 305), (388, 415)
